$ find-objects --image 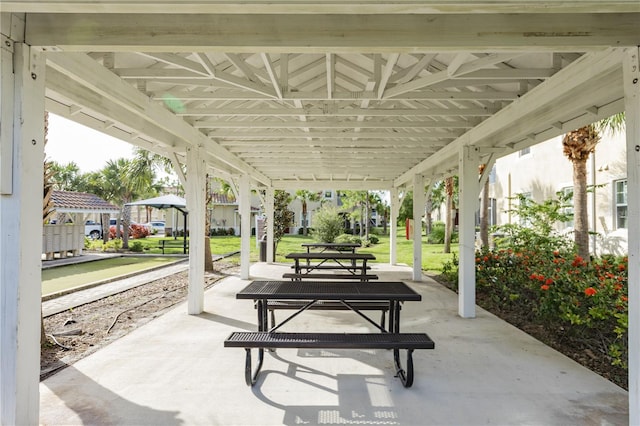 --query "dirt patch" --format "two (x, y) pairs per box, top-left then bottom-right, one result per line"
(40, 261), (239, 381)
